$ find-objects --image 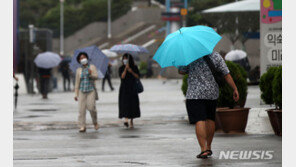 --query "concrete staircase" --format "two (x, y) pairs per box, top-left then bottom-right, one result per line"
(52, 7), (164, 56)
